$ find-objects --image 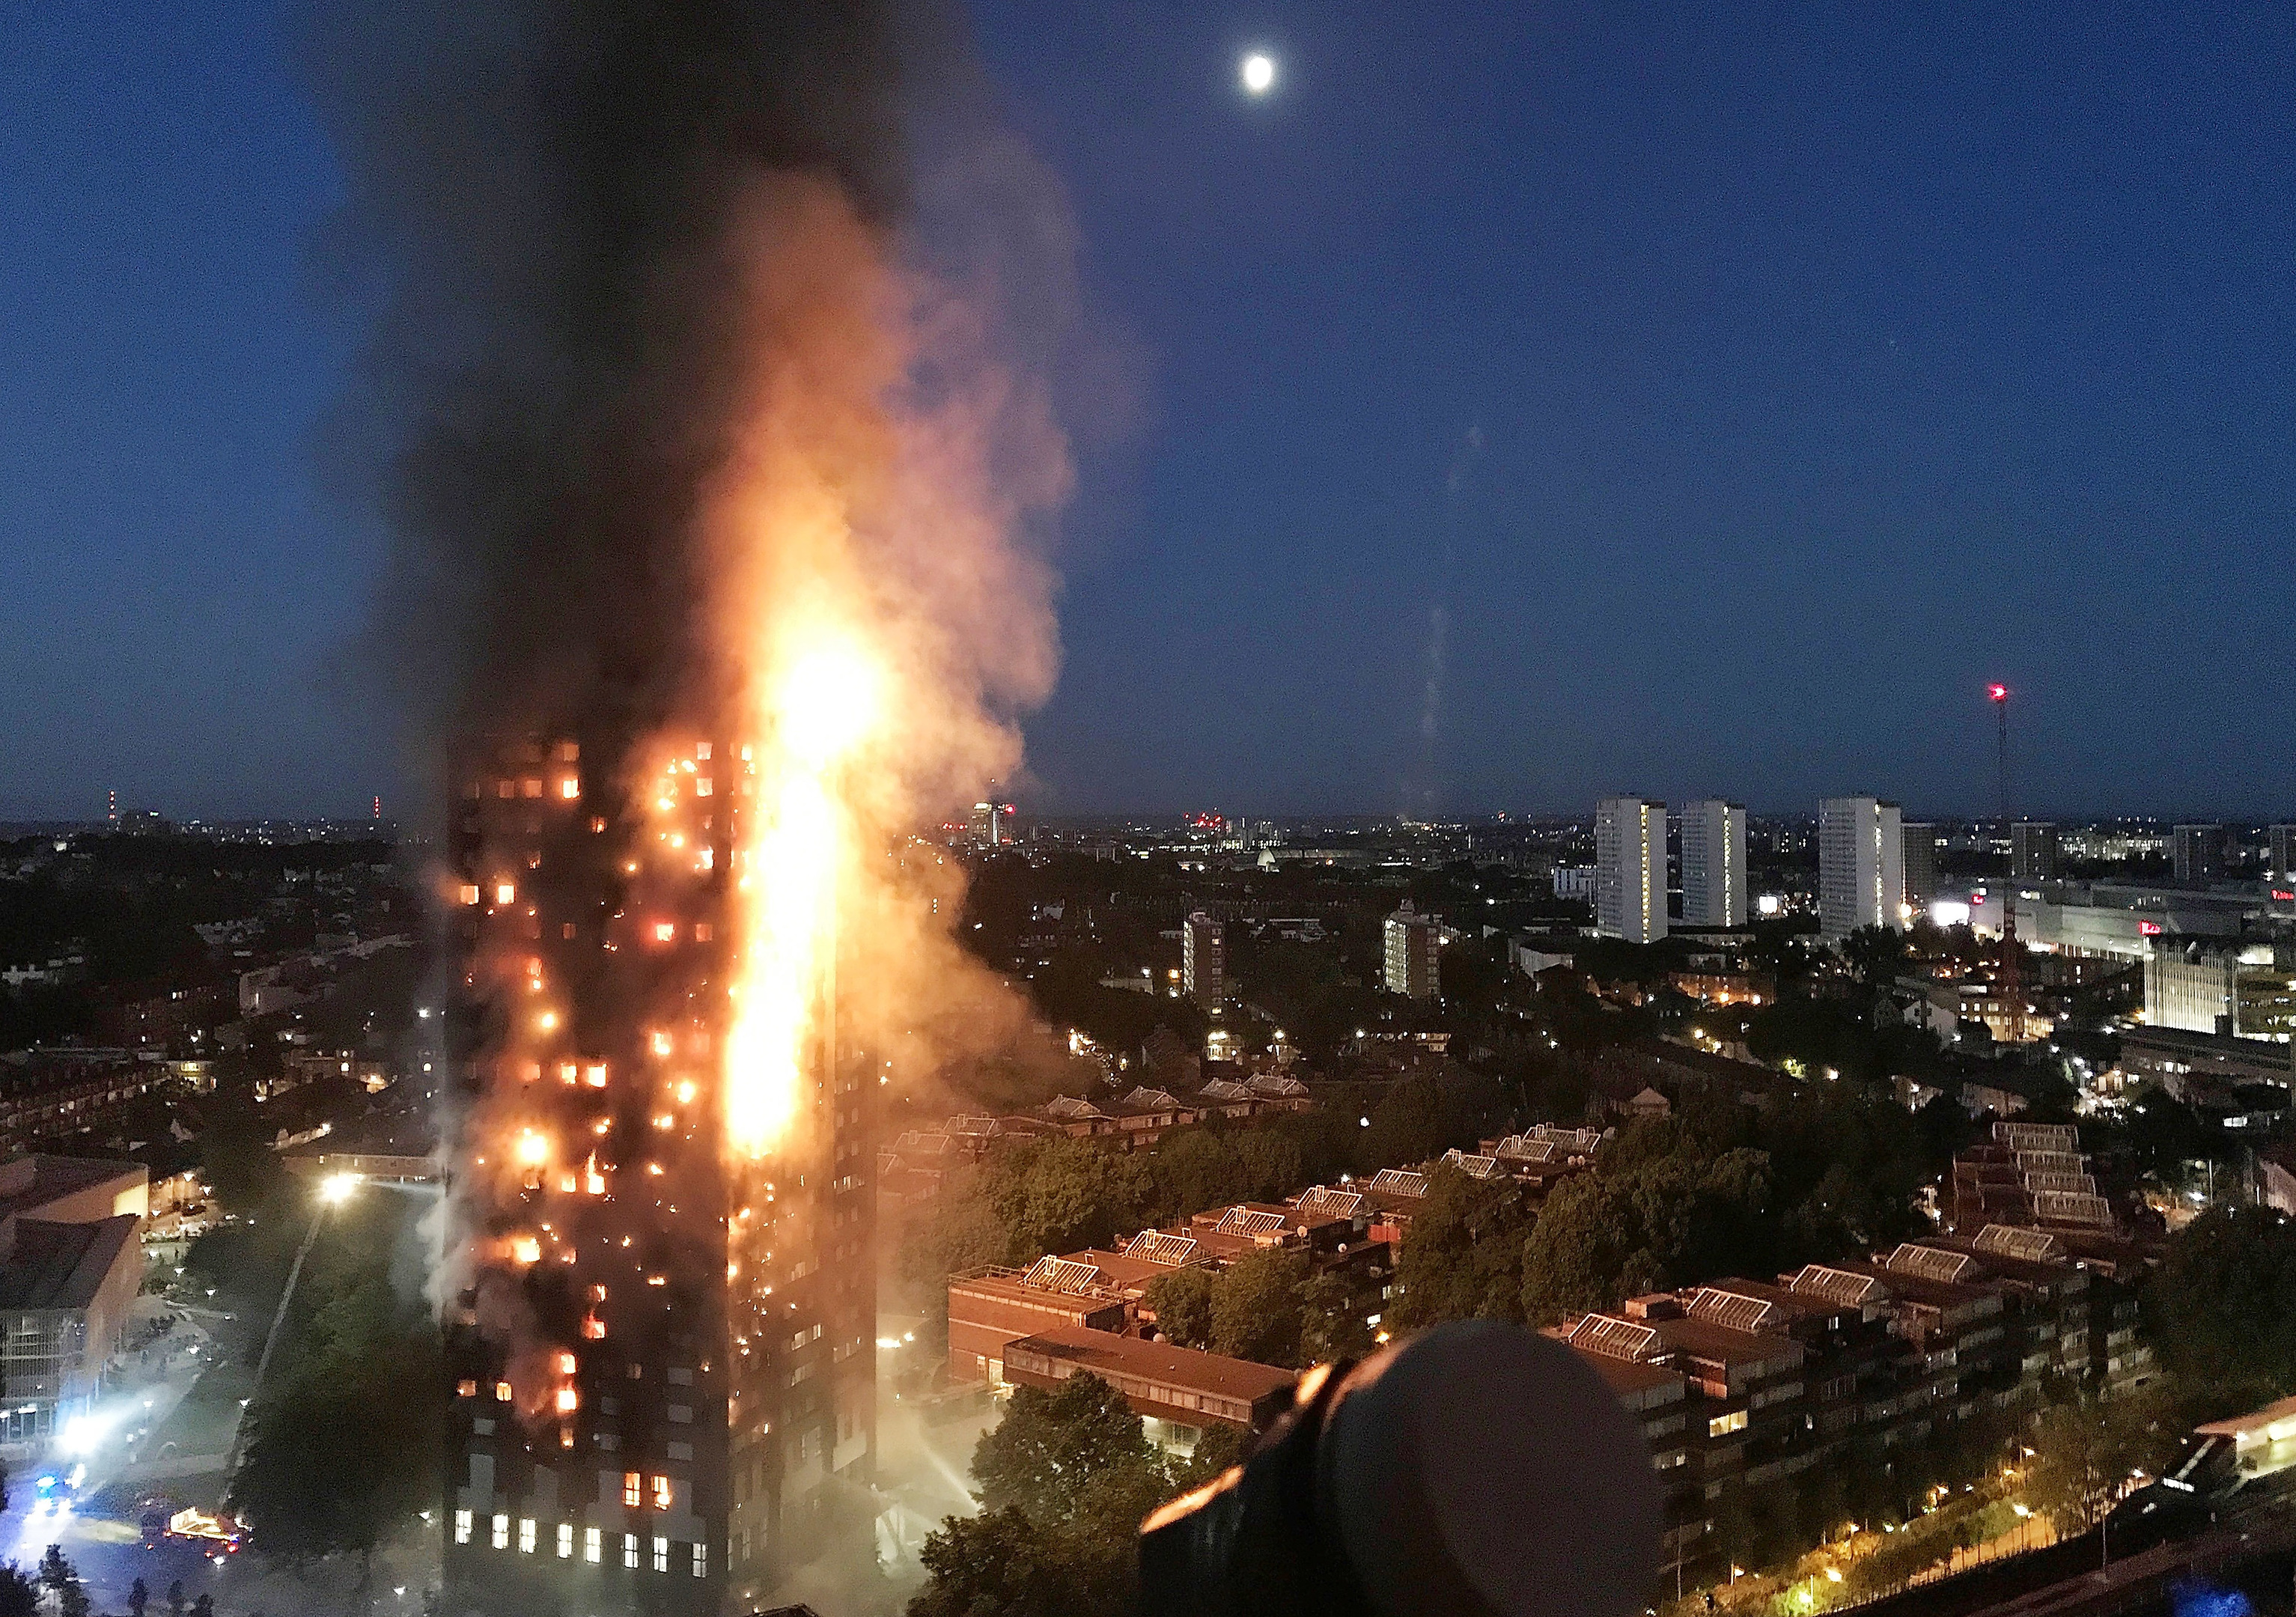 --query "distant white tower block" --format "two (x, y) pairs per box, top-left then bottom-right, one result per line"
(1819, 797), (1905, 940)
(1595, 797), (1667, 945)
(1678, 800), (1747, 929)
